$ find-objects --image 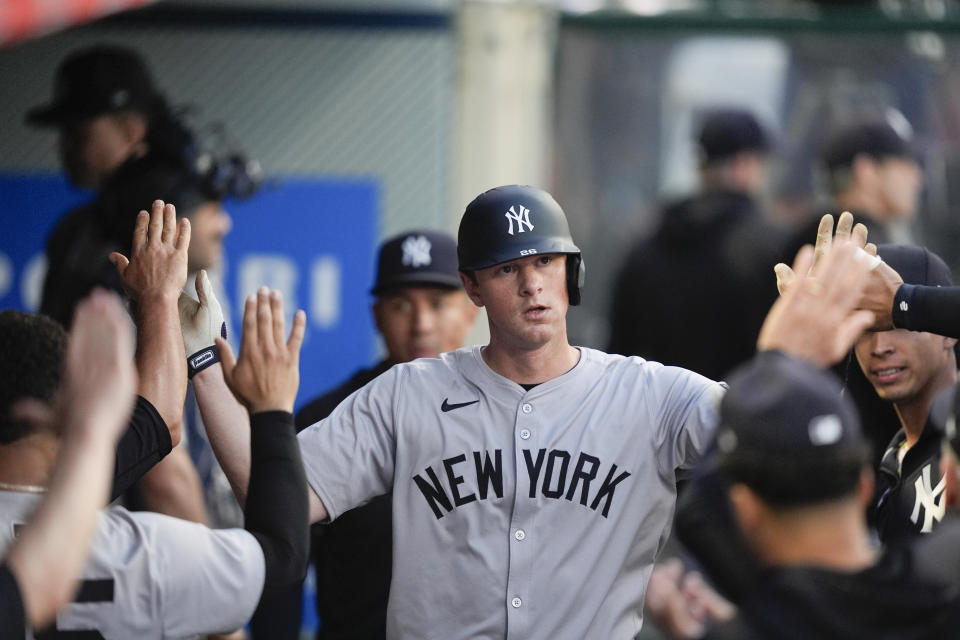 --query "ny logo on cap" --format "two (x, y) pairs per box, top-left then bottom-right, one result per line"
(505, 205), (534, 236)
(402, 235), (432, 268)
